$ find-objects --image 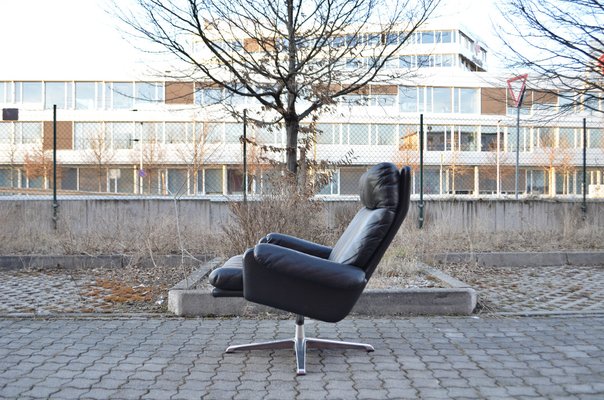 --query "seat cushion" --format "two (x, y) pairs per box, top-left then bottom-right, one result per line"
(208, 255), (244, 291)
